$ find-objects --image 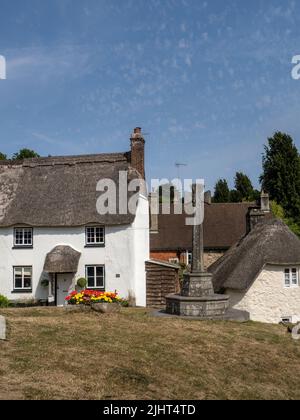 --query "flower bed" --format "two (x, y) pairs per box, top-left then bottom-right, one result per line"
(65, 290), (123, 306)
